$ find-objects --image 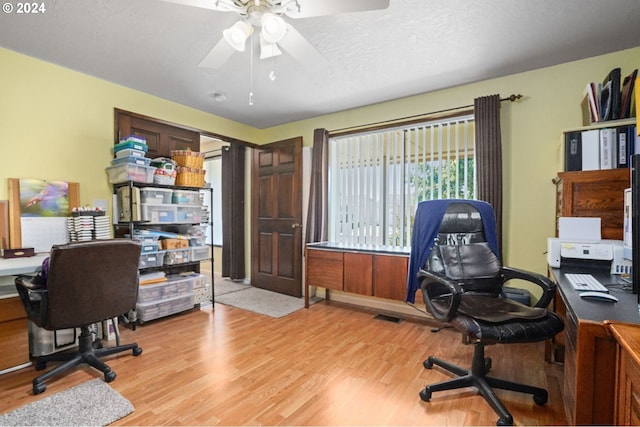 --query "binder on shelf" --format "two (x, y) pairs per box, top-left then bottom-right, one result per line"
(564, 131), (582, 171)
(603, 67), (621, 121)
(582, 82), (599, 125)
(599, 128), (616, 169)
(617, 125), (632, 168)
(600, 80), (613, 121)
(581, 129), (600, 171)
(621, 69), (637, 119)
